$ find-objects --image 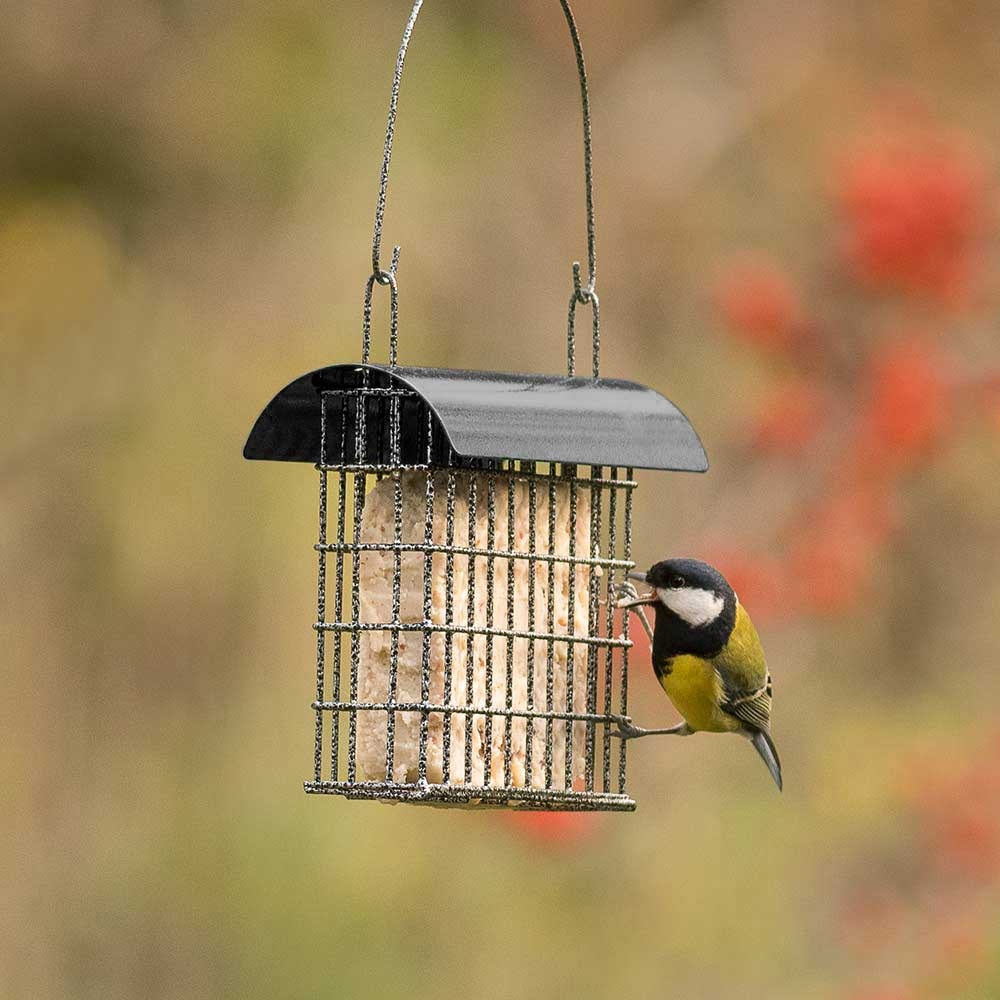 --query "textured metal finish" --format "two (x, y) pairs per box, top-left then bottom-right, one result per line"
(525, 465), (538, 787)
(365, 0), (600, 377)
(302, 780), (635, 811)
(463, 474), (477, 785)
(243, 364), (708, 472)
(314, 620), (631, 647)
(242, 0), (711, 812)
(301, 380), (637, 810)
(362, 246), (400, 367)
